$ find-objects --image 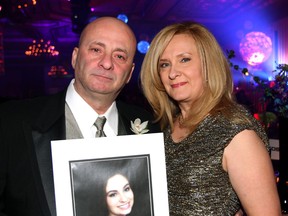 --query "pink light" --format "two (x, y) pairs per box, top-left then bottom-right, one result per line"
(239, 31), (272, 66)
(247, 52), (265, 66)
